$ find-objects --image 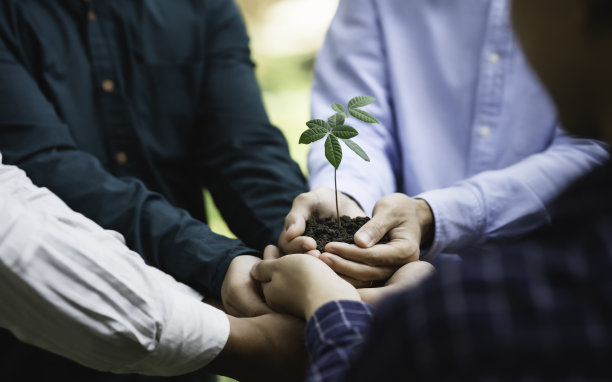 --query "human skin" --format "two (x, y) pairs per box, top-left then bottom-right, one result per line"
(279, 187), (433, 286)
(206, 313), (308, 382)
(251, 245), (435, 318)
(221, 255), (274, 317)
